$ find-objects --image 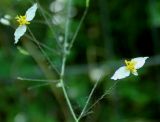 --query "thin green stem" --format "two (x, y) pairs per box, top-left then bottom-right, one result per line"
(68, 8), (88, 51)
(60, 79), (78, 121)
(59, 0), (78, 121)
(77, 74), (102, 120)
(28, 82), (51, 90)
(60, 55), (78, 122)
(28, 27), (60, 75)
(32, 0), (89, 121)
(36, 0), (62, 48)
(17, 77), (59, 82)
(83, 80), (119, 118)
(63, 1), (89, 121)
(24, 33), (61, 55)
(63, 0), (72, 51)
